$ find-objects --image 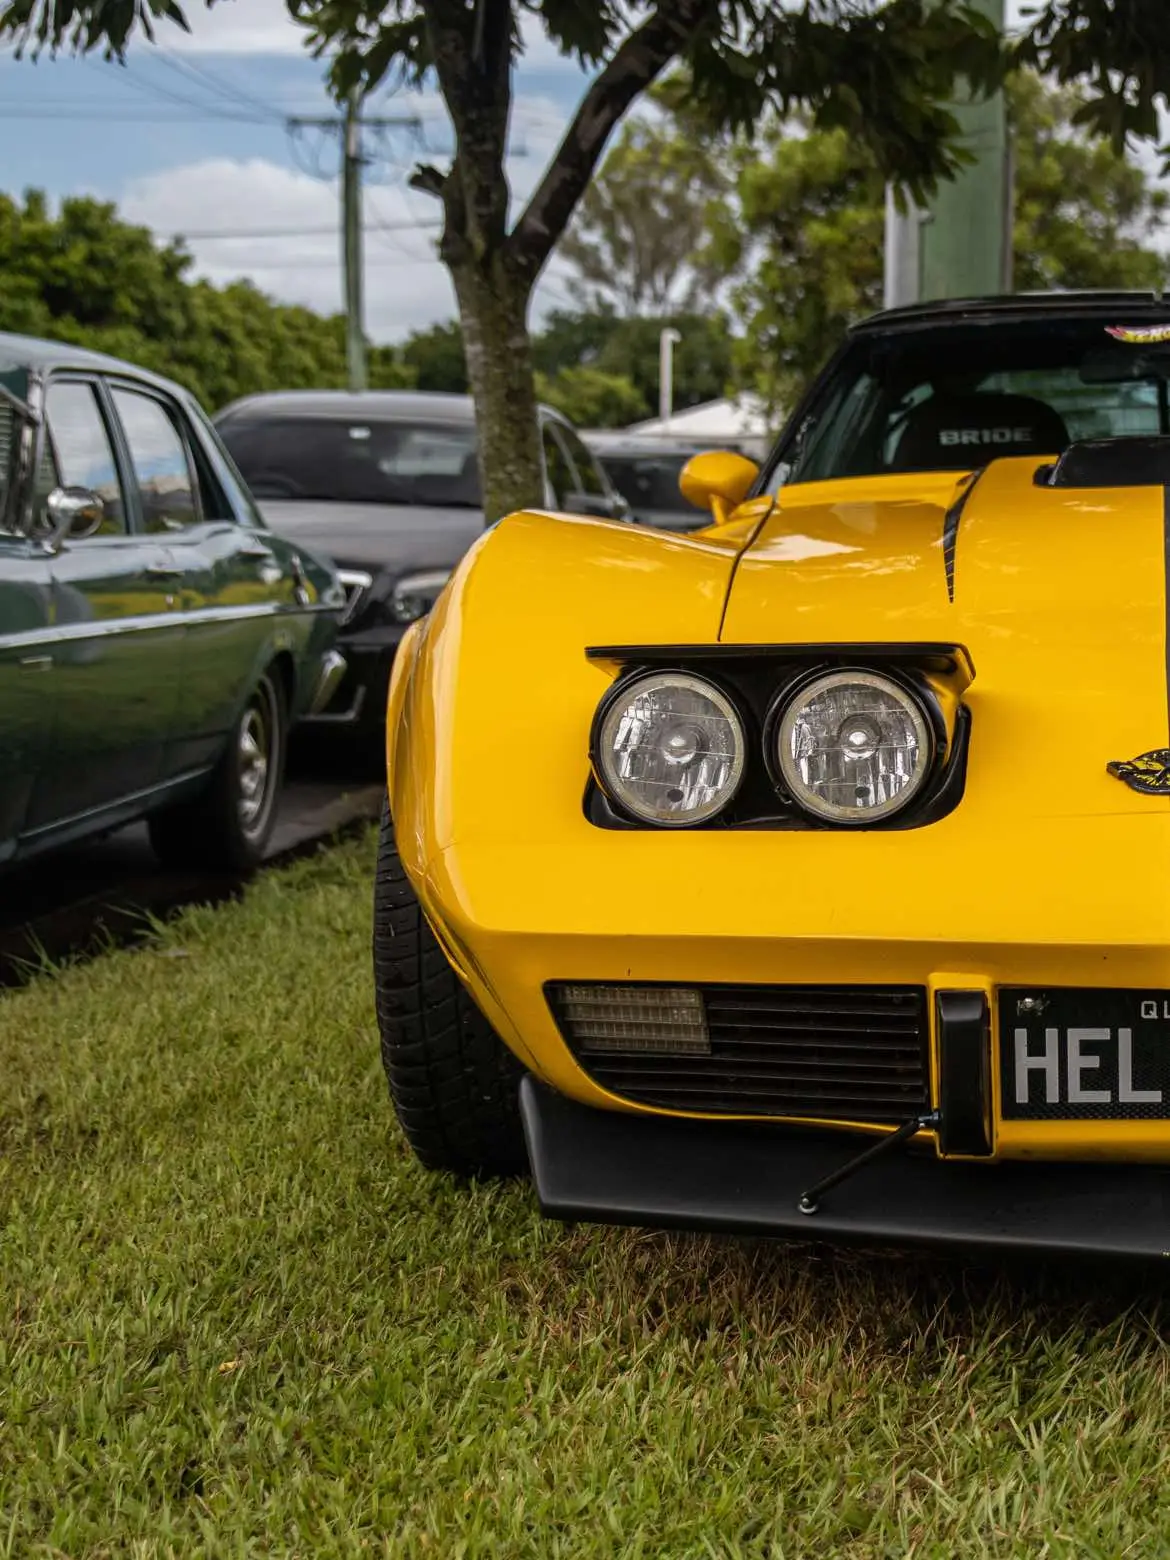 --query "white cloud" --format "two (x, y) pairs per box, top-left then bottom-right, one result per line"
(166, 0), (596, 71)
(167, 0), (305, 55)
(120, 156), (456, 337)
(114, 66), (580, 337)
